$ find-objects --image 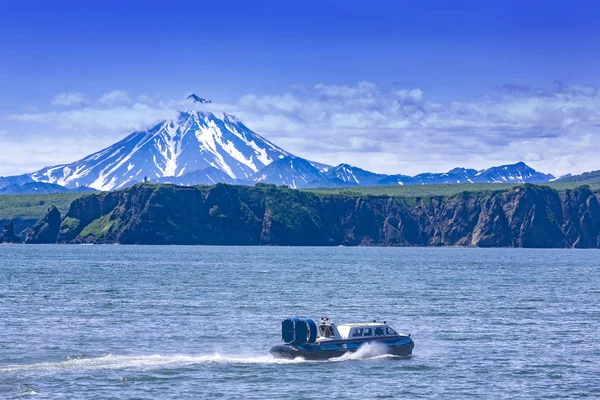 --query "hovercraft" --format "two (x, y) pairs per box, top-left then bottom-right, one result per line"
(270, 316), (414, 360)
